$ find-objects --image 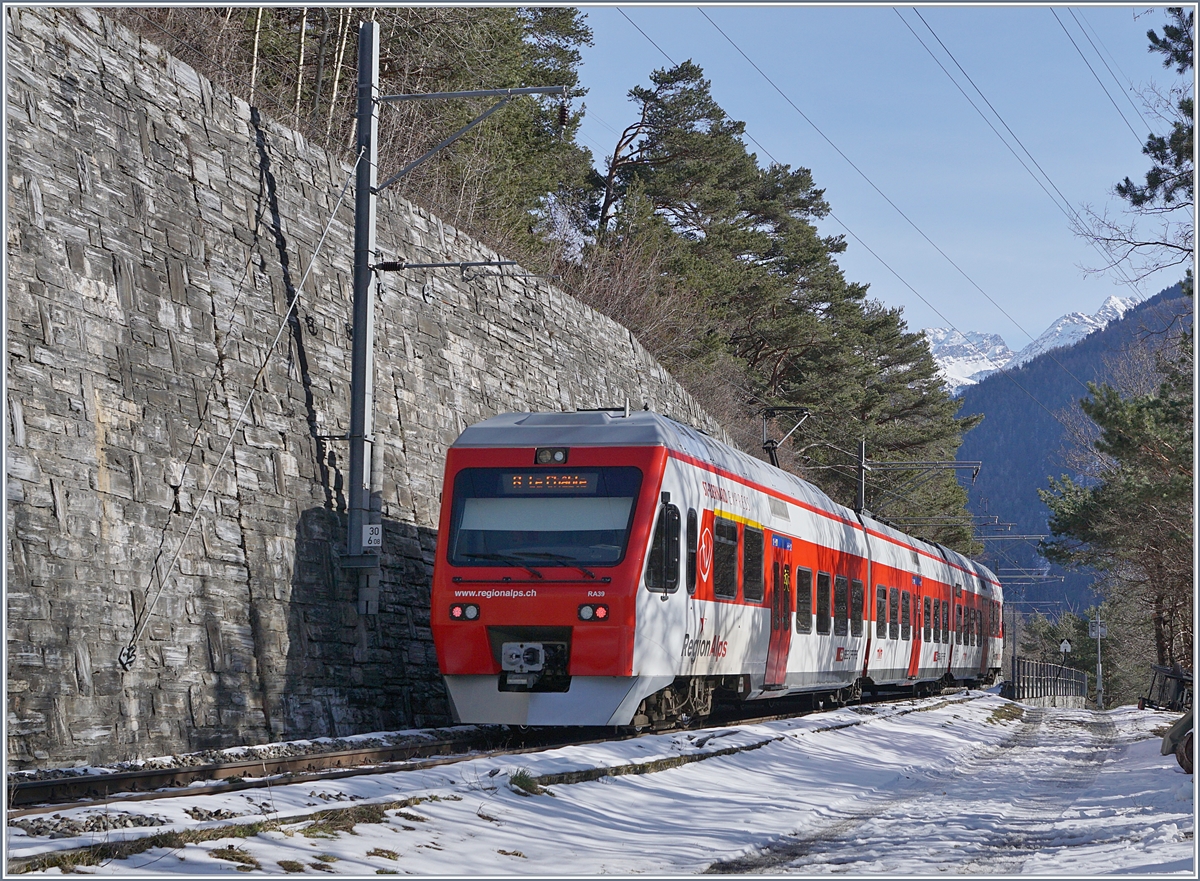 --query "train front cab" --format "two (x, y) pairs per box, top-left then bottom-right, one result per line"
(431, 436), (673, 726)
